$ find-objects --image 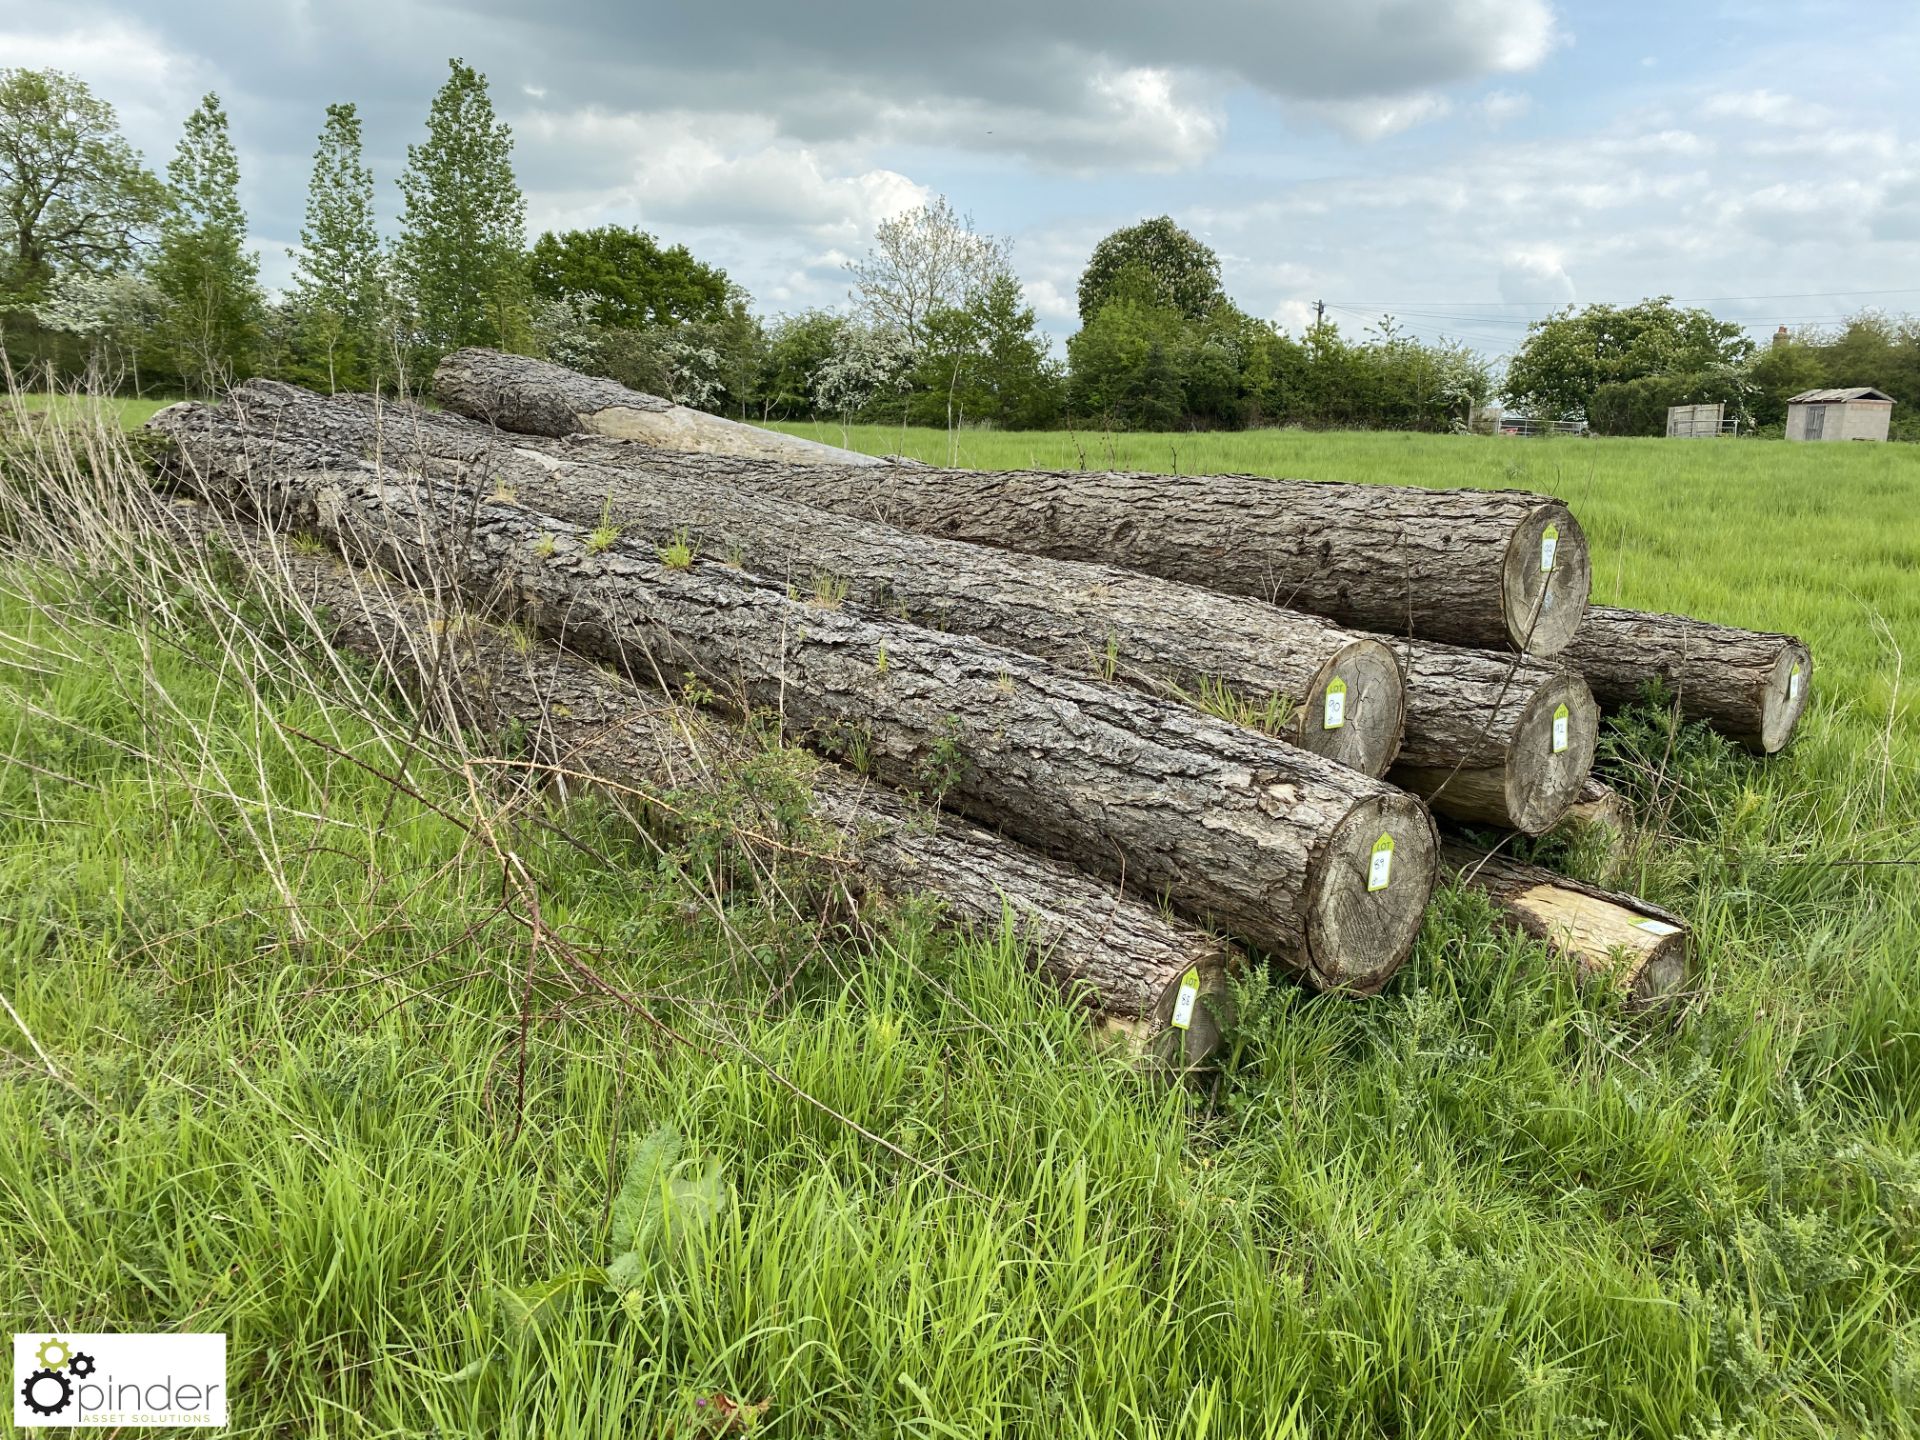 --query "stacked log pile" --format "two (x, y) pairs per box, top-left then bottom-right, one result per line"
(155, 500), (1237, 1067)
(141, 350), (1821, 1052)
